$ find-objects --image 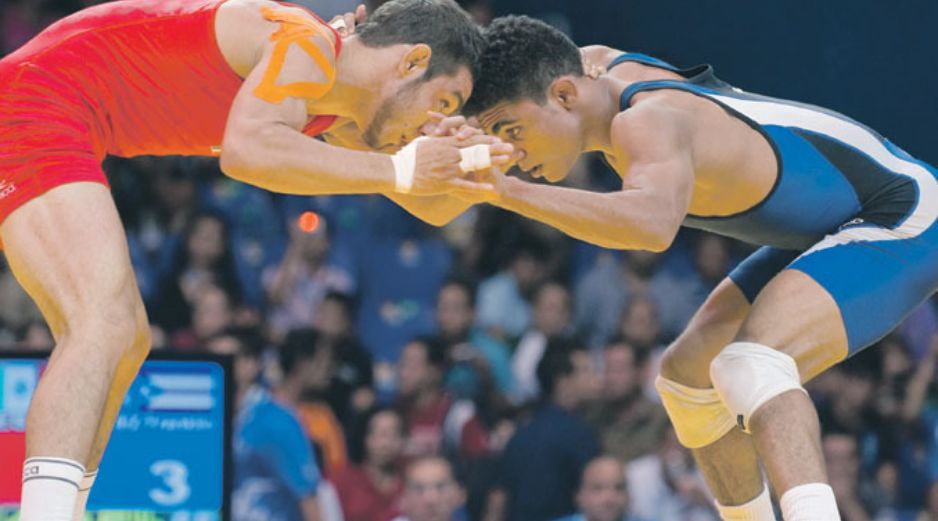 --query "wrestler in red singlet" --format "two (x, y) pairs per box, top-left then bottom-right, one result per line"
(0, 0), (338, 225)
